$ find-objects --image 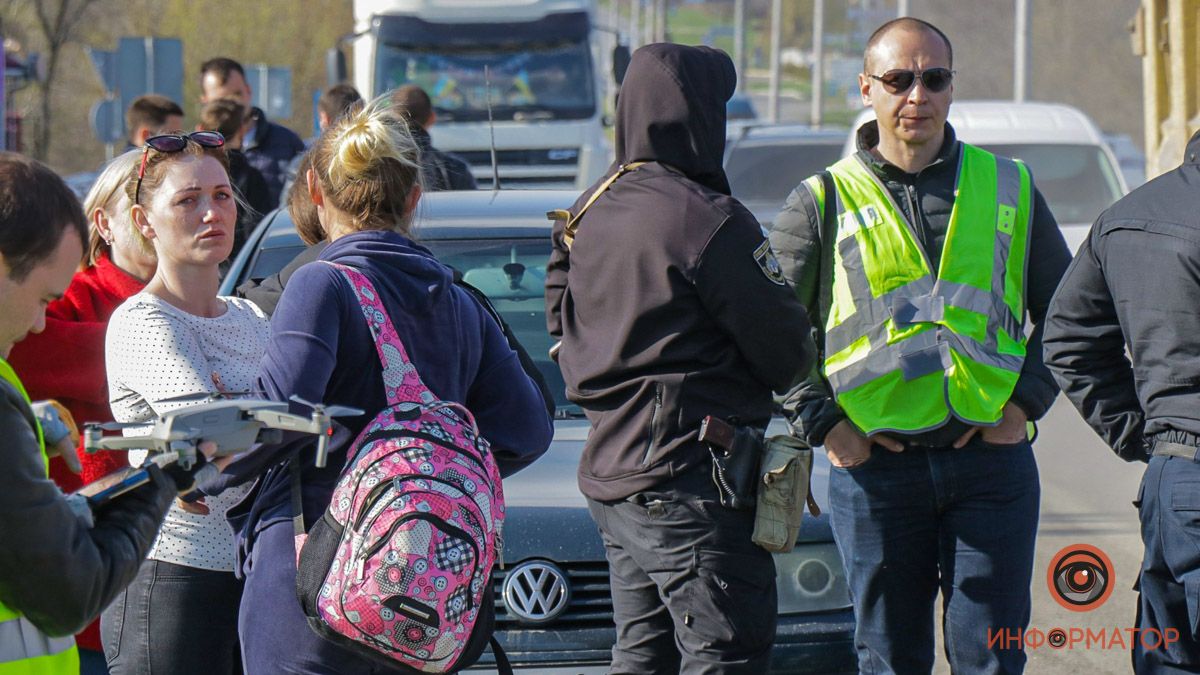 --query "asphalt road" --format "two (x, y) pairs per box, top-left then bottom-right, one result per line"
(929, 395), (1146, 674)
